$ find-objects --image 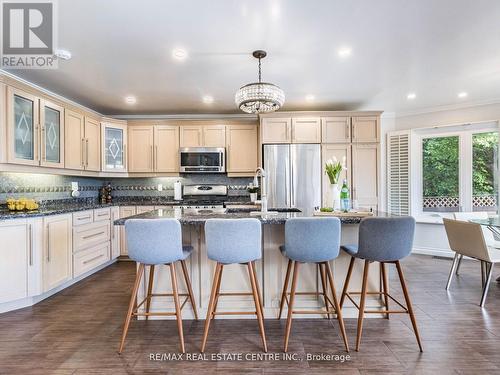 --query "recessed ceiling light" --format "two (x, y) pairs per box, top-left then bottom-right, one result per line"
(172, 48), (188, 60)
(305, 94), (315, 102)
(202, 95), (214, 104)
(54, 49), (72, 60)
(407, 92), (416, 100)
(458, 91), (468, 98)
(337, 47), (352, 58)
(124, 96), (137, 105)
